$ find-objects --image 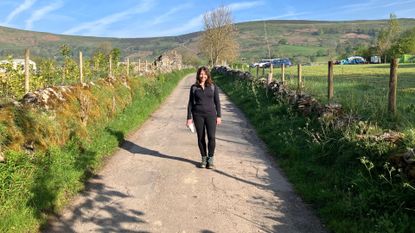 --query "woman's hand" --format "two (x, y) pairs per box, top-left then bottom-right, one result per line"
(186, 119), (193, 126)
(216, 117), (222, 125)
